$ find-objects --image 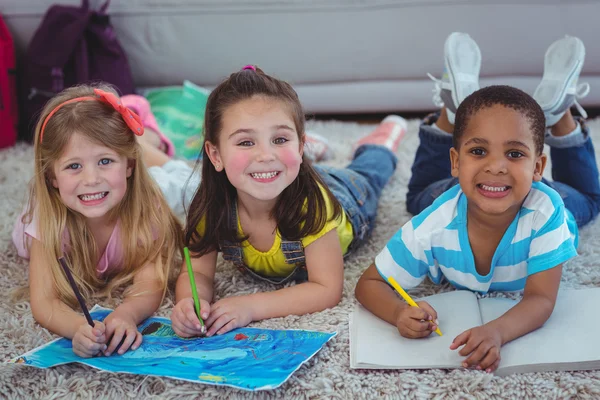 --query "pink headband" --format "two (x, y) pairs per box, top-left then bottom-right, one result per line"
(39, 88), (144, 142)
(242, 65), (256, 71)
